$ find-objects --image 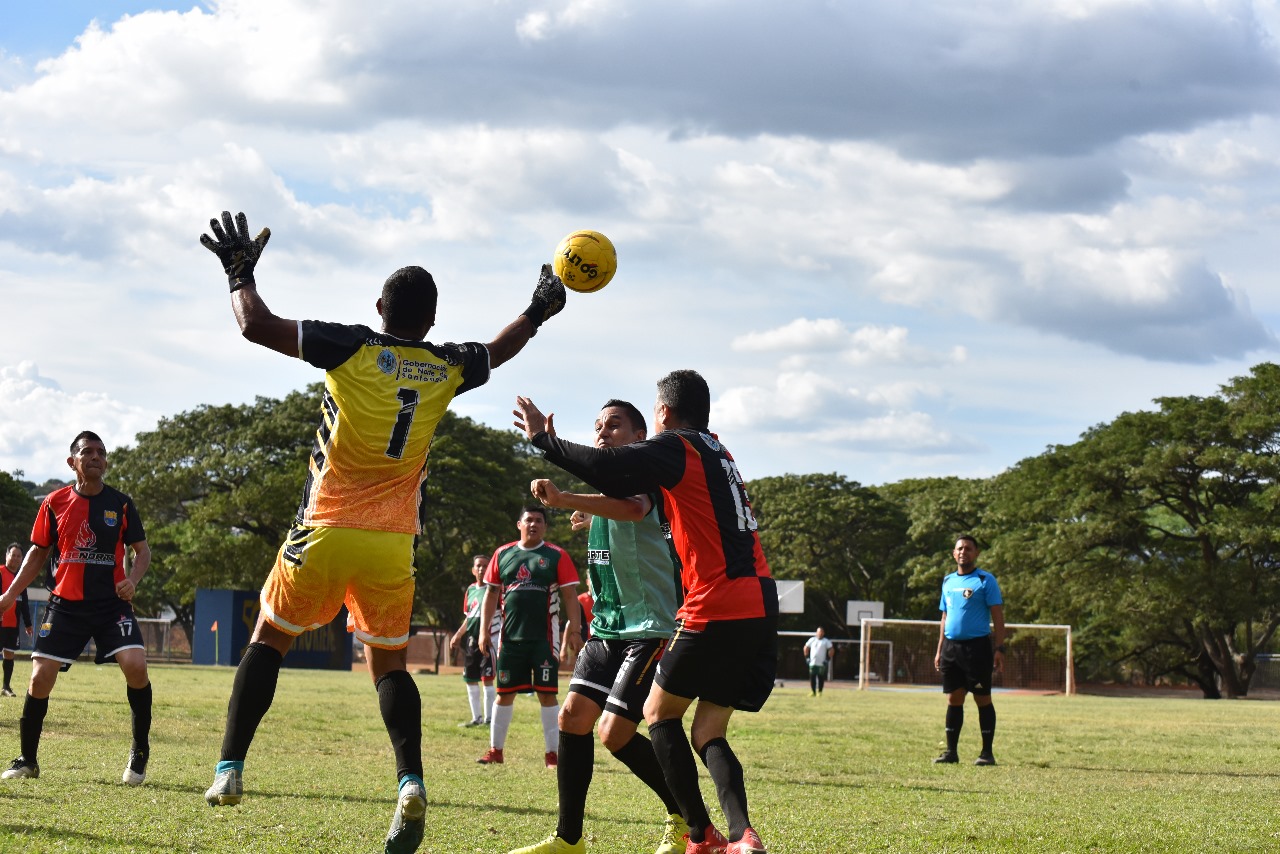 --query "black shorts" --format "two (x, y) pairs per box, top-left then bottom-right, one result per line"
(34, 597), (145, 666)
(569, 636), (667, 724)
(939, 636), (995, 695)
(0, 626), (19, 653)
(462, 634), (494, 682)
(656, 617), (777, 713)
